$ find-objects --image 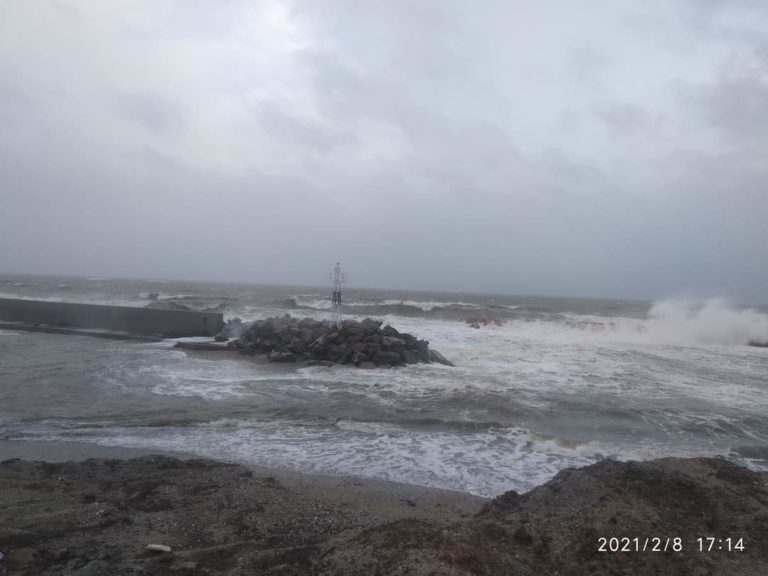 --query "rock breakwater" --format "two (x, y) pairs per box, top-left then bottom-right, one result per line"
(225, 315), (453, 367)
